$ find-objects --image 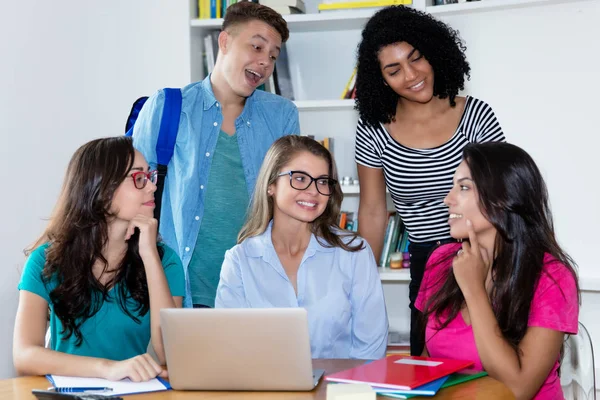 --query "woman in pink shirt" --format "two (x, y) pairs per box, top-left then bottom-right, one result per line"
(416, 142), (579, 400)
